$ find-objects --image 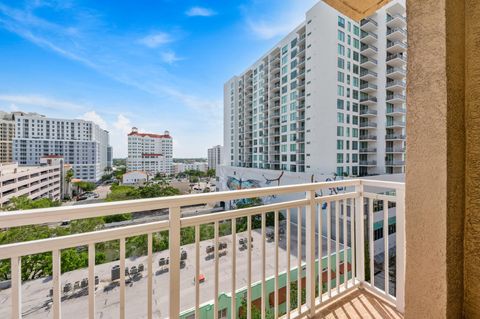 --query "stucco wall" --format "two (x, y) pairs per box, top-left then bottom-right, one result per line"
(405, 0), (466, 318)
(464, 0), (480, 317)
